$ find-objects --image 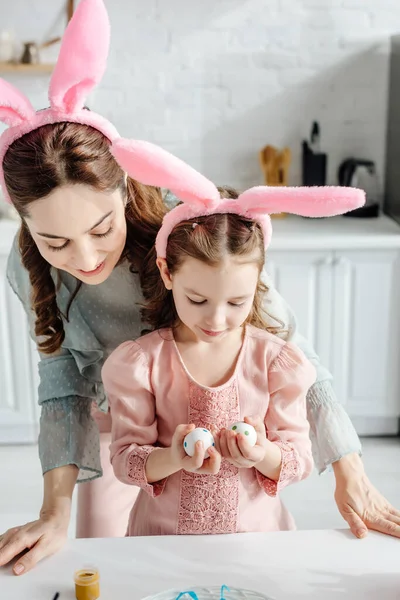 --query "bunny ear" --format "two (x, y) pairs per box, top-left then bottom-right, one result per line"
(0, 79), (36, 127)
(111, 138), (220, 208)
(49, 0), (110, 113)
(239, 186), (365, 218)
